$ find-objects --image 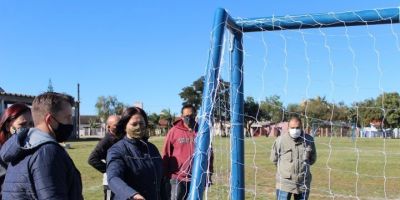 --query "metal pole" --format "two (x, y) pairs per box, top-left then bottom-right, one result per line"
(236, 8), (400, 32)
(230, 31), (244, 200)
(188, 8), (228, 200)
(77, 83), (80, 139)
